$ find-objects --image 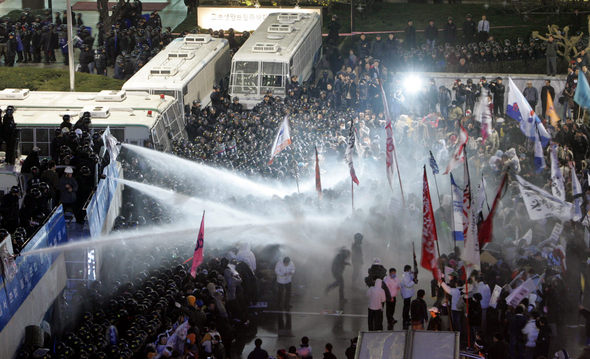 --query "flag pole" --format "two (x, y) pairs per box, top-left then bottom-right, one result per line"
(351, 177), (354, 211)
(293, 160), (300, 194)
(432, 168), (442, 208)
(393, 141), (405, 206)
(450, 177), (457, 253)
